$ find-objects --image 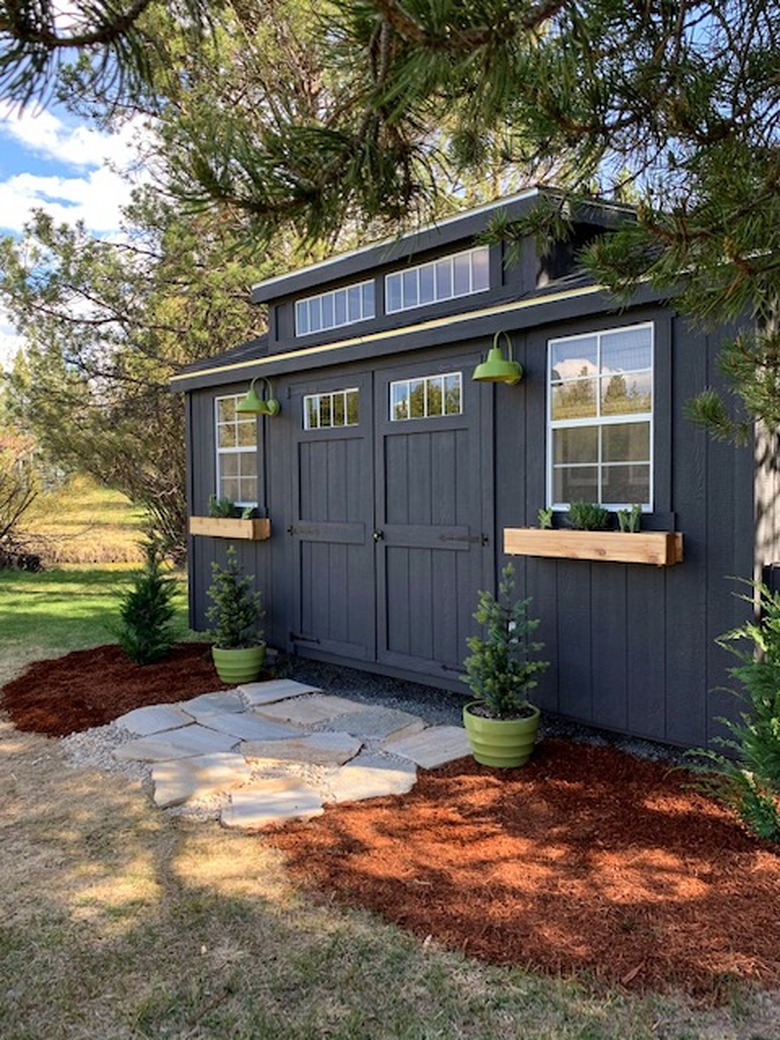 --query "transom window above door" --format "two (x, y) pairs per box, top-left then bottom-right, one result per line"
(390, 372), (462, 421)
(303, 388), (360, 430)
(215, 395), (258, 505)
(547, 323), (653, 508)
